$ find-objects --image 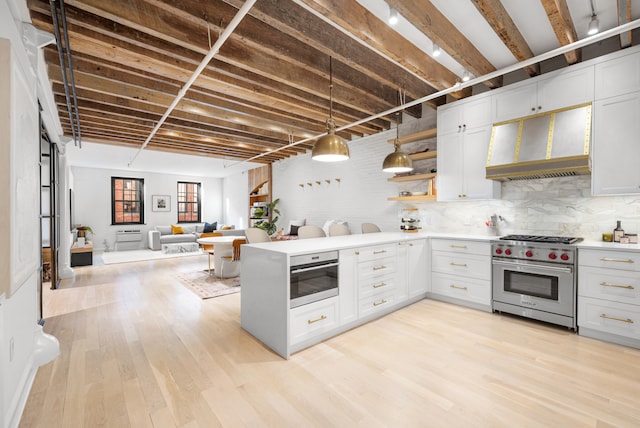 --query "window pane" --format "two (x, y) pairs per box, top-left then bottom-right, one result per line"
(112, 177), (144, 225)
